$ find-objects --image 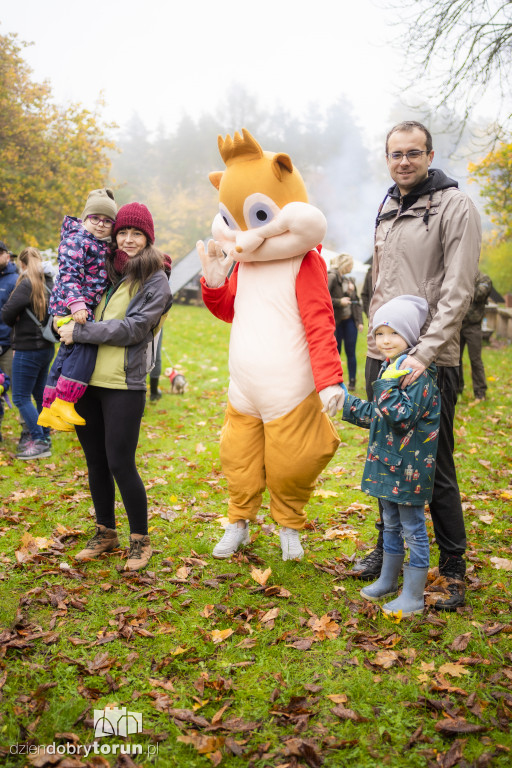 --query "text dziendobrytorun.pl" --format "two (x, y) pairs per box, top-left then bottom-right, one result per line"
(10, 742), (158, 757)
